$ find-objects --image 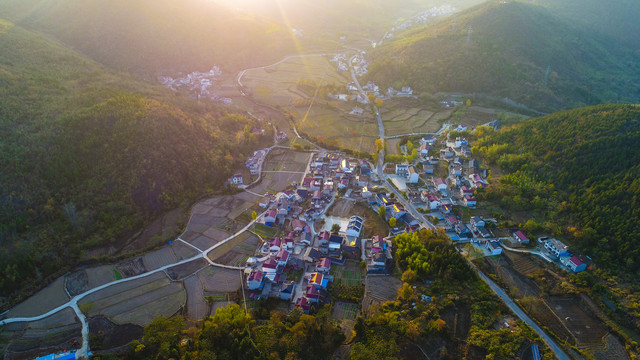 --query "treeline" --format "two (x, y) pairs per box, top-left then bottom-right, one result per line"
(122, 304), (344, 360)
(0, 21), (271, 298)
(472, 104), (640, 275)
